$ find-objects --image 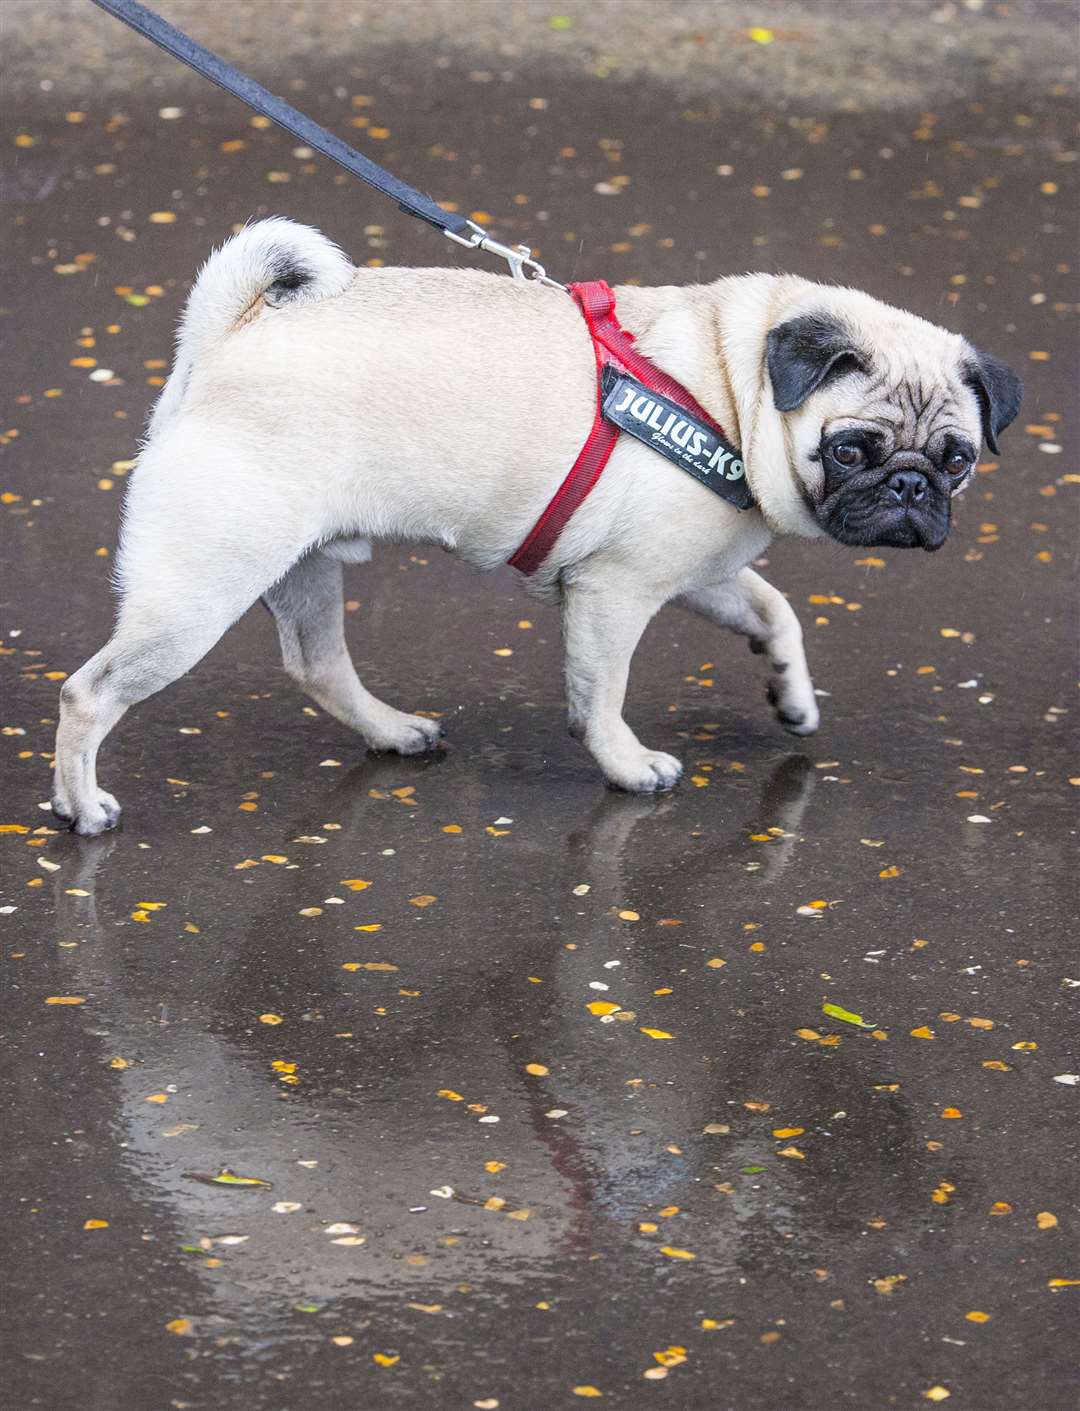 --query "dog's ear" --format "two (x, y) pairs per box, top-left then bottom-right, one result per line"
(962, 348), (1022, 454)
(766, 314), (866, 412)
